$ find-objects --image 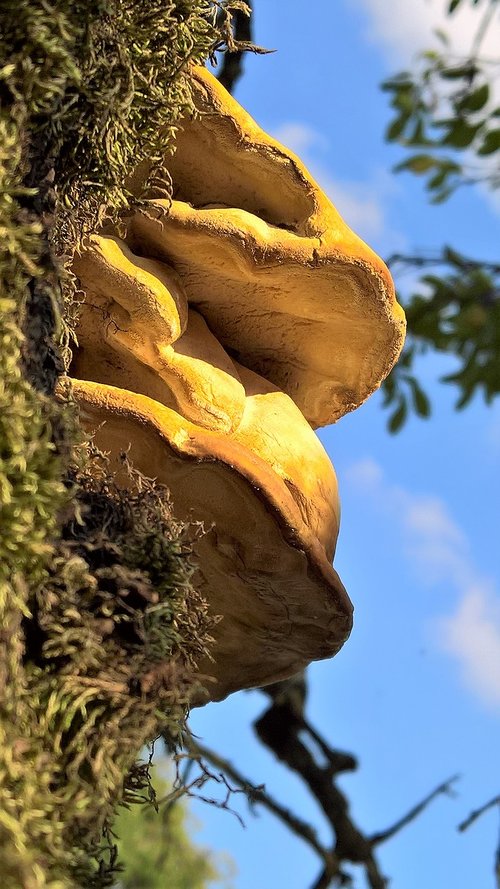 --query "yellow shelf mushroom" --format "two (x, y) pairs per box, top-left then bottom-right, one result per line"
(70, 67), (405, 702)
